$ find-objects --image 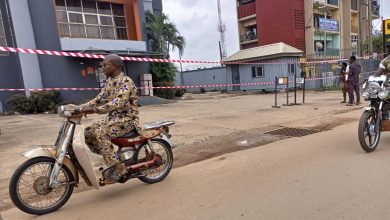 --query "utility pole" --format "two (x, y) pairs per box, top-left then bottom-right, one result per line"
(368, 0), (373, 55)
(217, 0), (227, 62)
(324, 11), (327, 60)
